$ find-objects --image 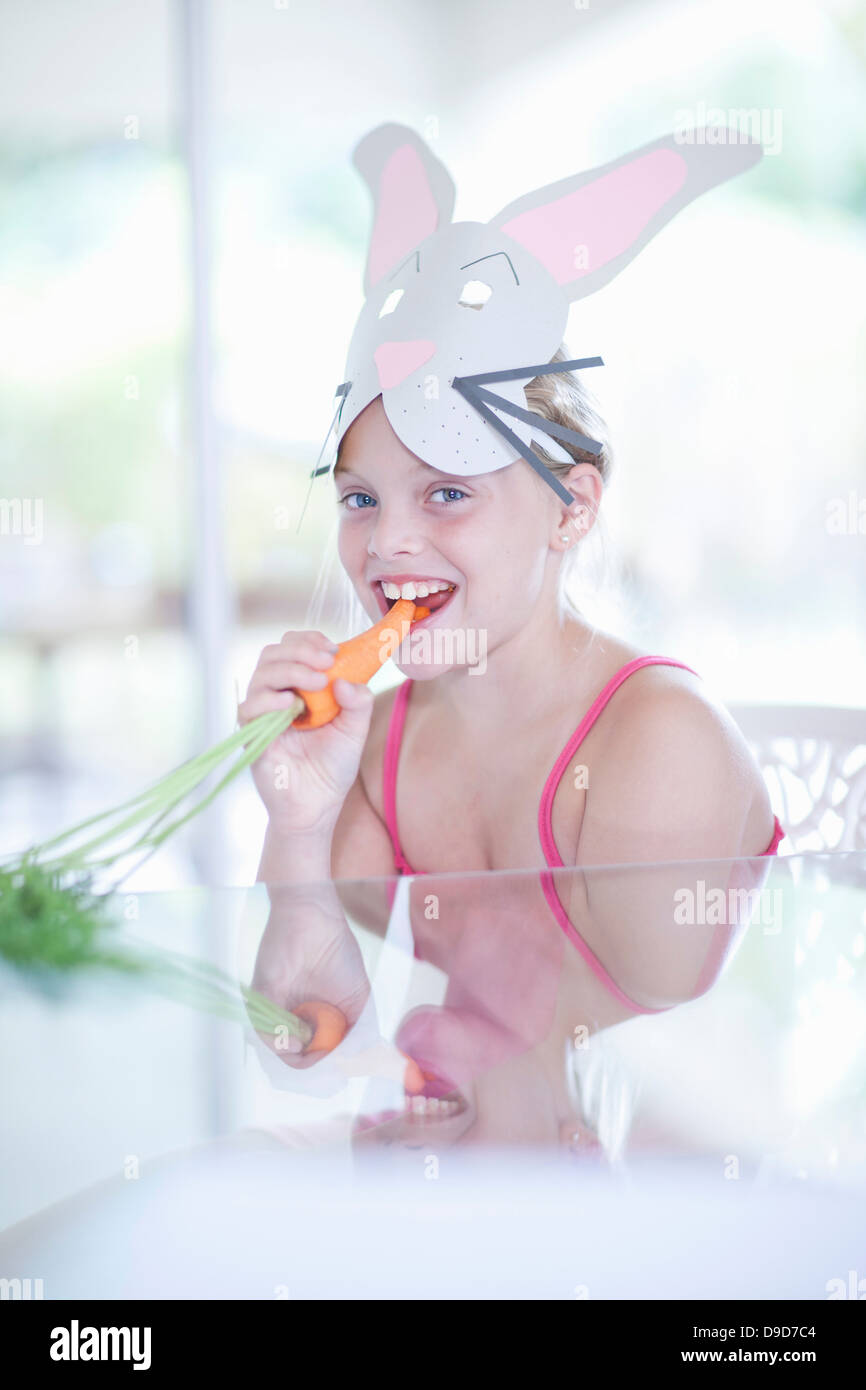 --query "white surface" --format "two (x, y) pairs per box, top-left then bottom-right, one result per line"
(0, 1146), (861, 1300)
